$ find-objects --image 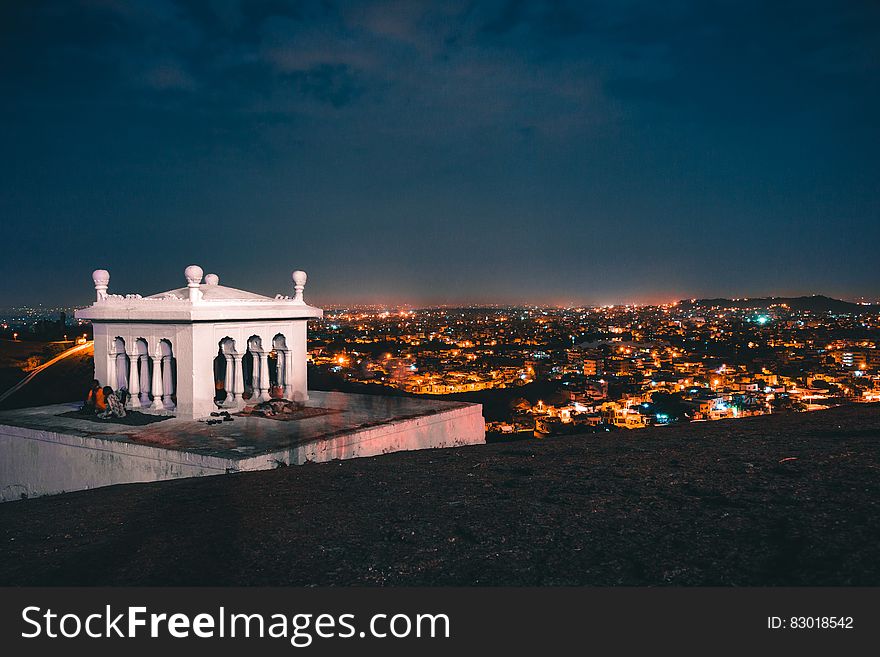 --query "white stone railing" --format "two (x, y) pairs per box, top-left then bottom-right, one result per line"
(89, 267), (311, 306)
